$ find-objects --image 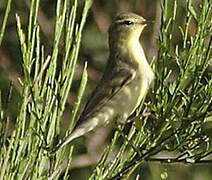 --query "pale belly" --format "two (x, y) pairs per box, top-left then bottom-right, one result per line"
(94, 74), (148, 126)
(110, 75), (145, 122)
